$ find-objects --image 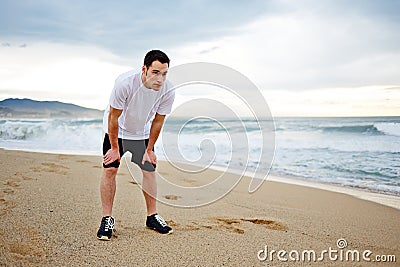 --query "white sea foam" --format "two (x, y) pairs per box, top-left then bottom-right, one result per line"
(0, 119), (103, 155)
(375, 122), (400, 137)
